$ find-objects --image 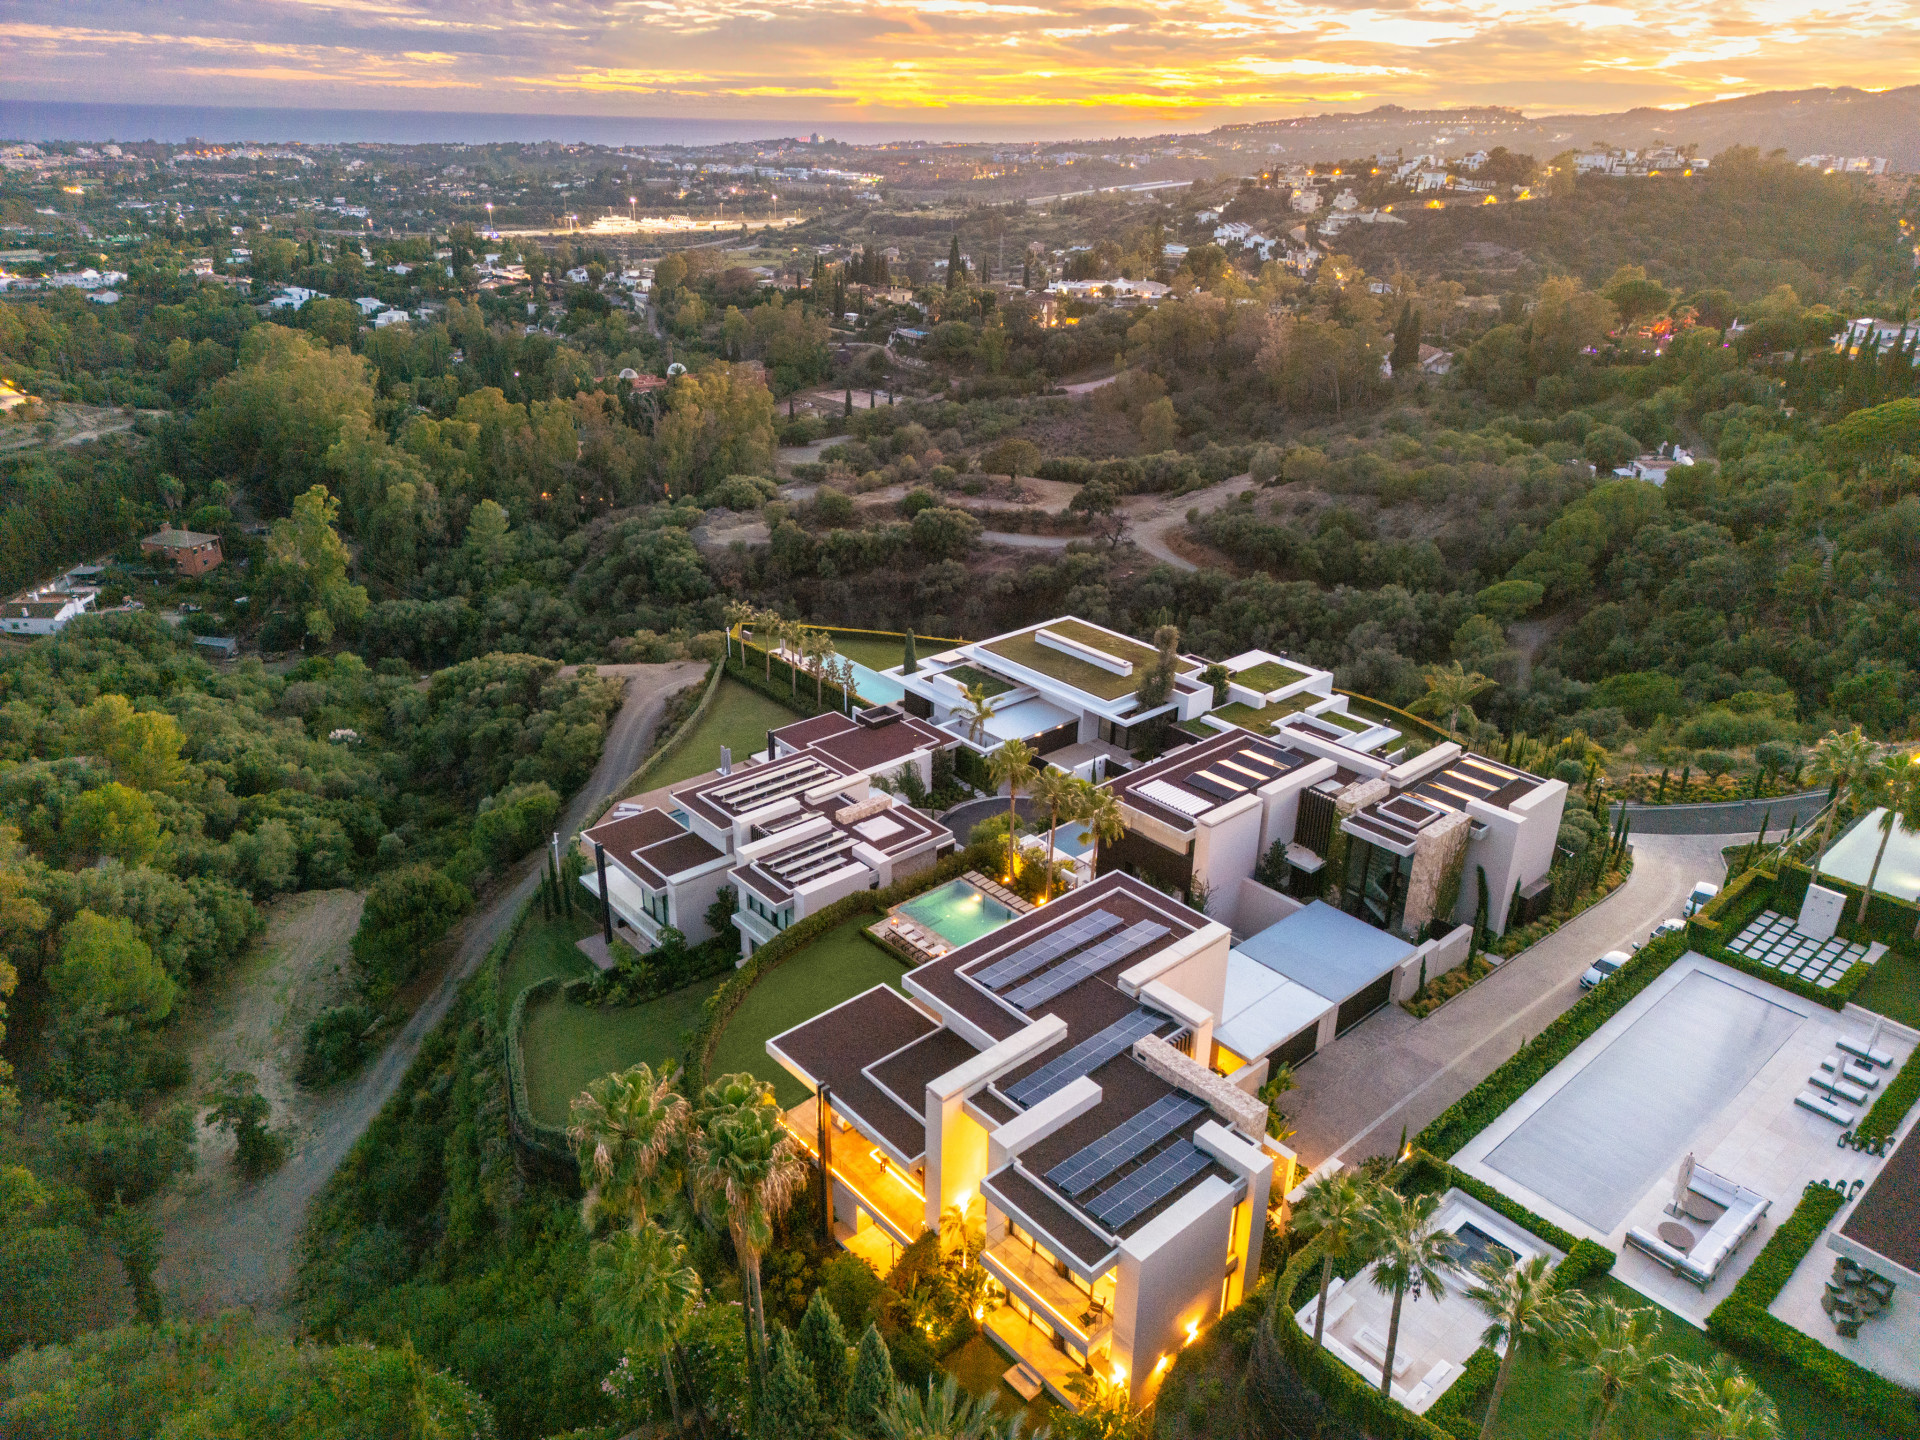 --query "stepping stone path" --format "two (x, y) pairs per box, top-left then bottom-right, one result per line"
(1725, 910), (1880, 989)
